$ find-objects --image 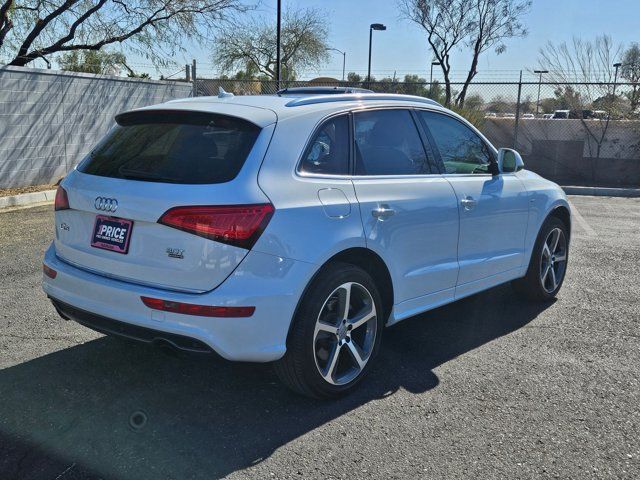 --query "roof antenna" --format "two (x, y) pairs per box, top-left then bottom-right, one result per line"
(218, 86), (234, 99)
